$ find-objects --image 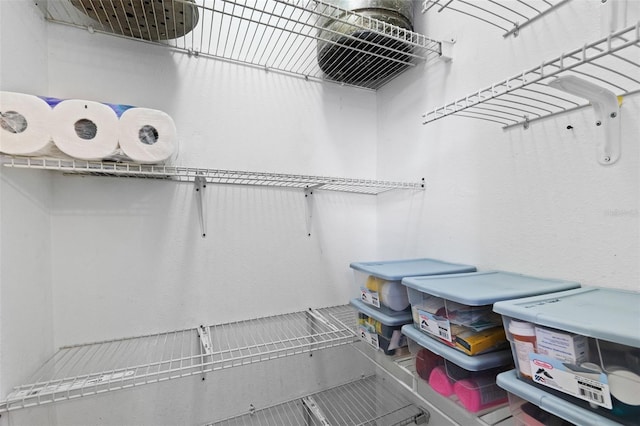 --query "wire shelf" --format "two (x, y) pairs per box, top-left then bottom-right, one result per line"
(42, 0), (442, 91)
(422, 0), (571, 37)
(0, 305), (358, 412)
(421, 22), (640, 129)
(0, 155), (425, 195)
(209, 375), (429, 425)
